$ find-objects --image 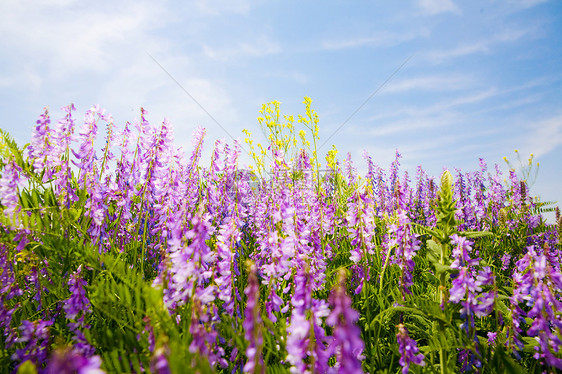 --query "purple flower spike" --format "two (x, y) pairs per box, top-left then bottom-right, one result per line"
(216, 217), (240, 315)
(448, 235), (495, 371)
(151, 346), (171, 374)
(46, 348), (105, 374)
(396, 323), (425, 374)
(0, 160), (25, 226)
(53, 104), (78, 206)
(286, 269), (333, 373)
(243, 262), (264, 374)
(326, 269), (365, 373)
(64, 265), (95, 357)
(510, 246), (562, 370)
(389, 211), (421, 297)
(10, 319), (53, 370)
(27, 107), (51, 178)
(286, 270), (310, 373)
